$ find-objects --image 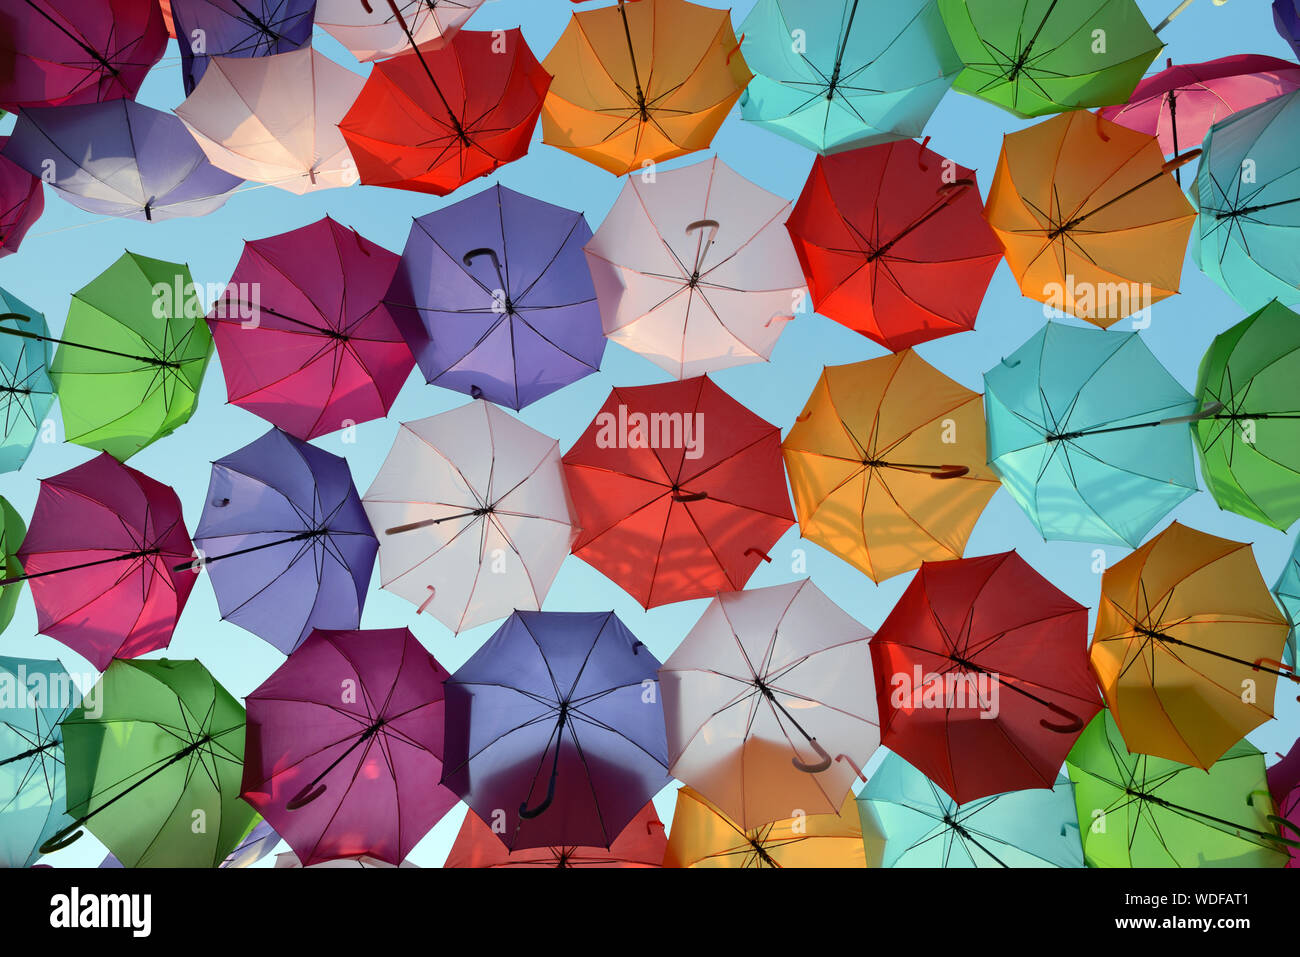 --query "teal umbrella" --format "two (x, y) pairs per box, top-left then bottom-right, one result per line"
(1274, 538), (1300, 669)
(984, 322), (1201, 547)
(738, 0), (960, 153)
(857, 753), (1084, 867)
(0, 289), (54, 474)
